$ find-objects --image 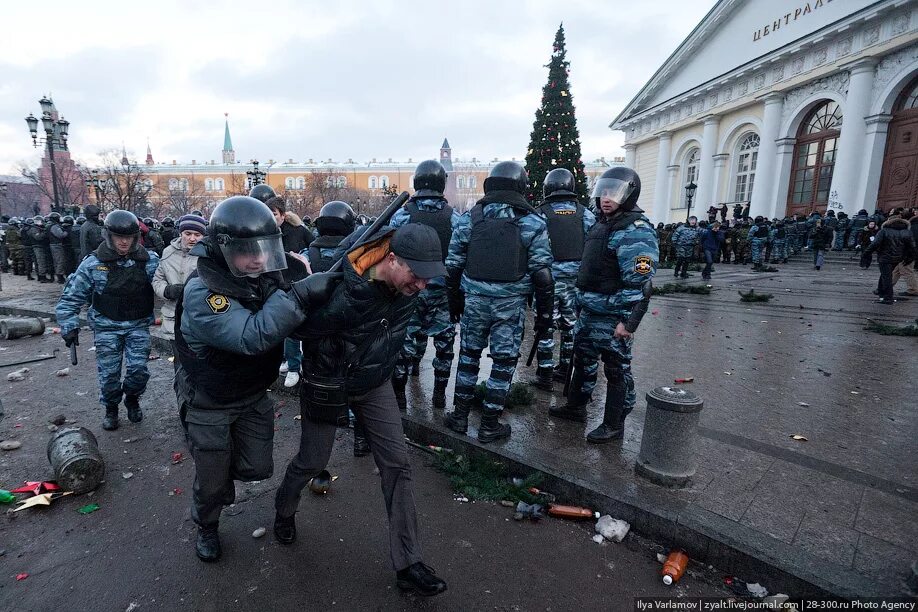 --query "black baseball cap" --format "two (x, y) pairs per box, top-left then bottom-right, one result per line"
(390, 224), (447, 279)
